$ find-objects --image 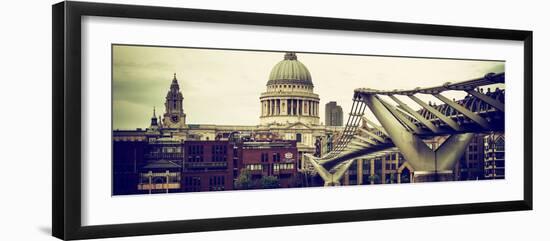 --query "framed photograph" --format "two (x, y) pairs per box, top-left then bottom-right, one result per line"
(52, 1), (533, 240)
